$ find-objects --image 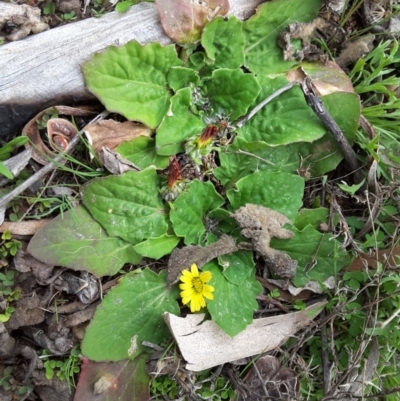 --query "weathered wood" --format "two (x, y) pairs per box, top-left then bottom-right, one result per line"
(0, 0), (265, 136)
(164, 299), (327, 371)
